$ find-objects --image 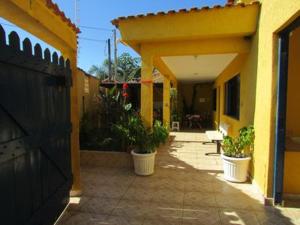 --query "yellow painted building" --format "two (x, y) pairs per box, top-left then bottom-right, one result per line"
(77, 68), (100, 119)
(112, 0), (300, 204)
